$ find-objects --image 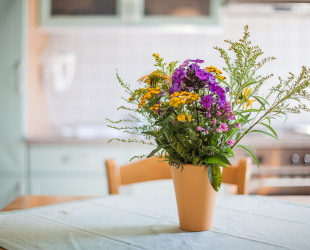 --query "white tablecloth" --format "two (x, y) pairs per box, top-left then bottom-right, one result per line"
(0, 195), (310, 250)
